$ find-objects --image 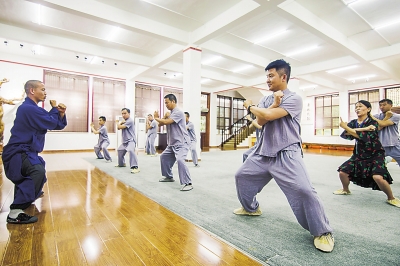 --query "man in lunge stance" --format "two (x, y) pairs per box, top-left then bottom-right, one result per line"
(233, 59), (334, 252)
